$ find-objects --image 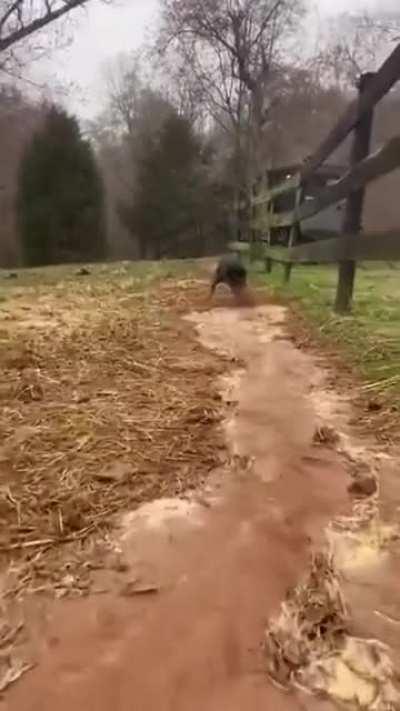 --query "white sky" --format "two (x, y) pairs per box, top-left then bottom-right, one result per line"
(31, 0), (159, 117)
(29, 0), (398, 120)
